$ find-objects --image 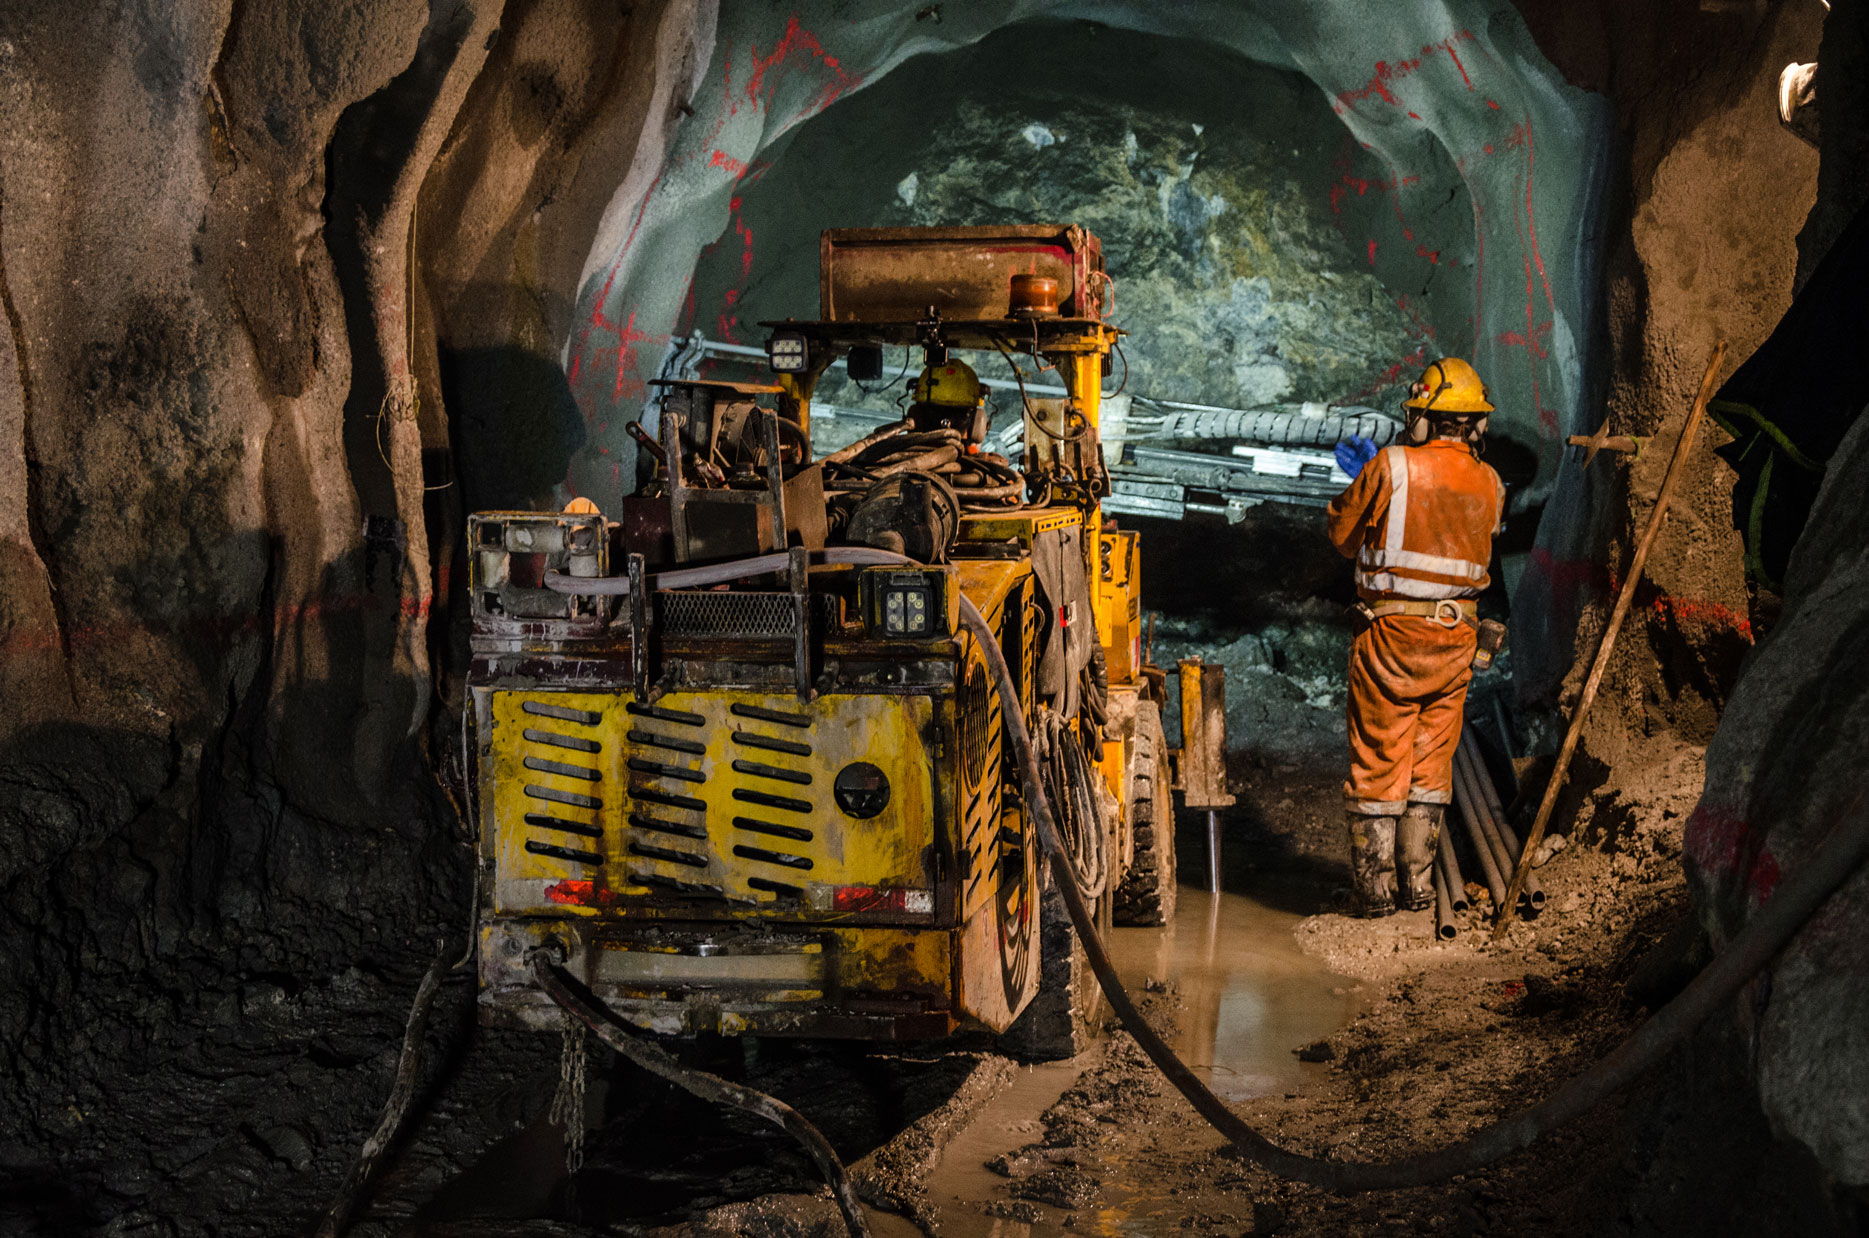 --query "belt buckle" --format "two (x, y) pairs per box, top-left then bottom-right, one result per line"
(1433, 600), (1463, 628)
